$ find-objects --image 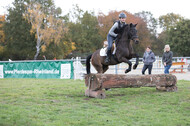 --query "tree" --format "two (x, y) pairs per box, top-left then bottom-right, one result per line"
(151, 31), (165, 56)
(135, 11), (158, 35)
(3, 0), (75, 60)
(79, 11), (103, 52)
(0, 15), (6, 59)
(43, 35), (76, 59)
(159, 13), (184, 31)
(166, 19), (190, 56)
(157, 13), (184, 56)
(135, 11), (167, 56)
(68, 5), (103, 57)
(0, 15), (5, 43)
(24, 3), (65, 60)
(3, 0), (36, 60)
